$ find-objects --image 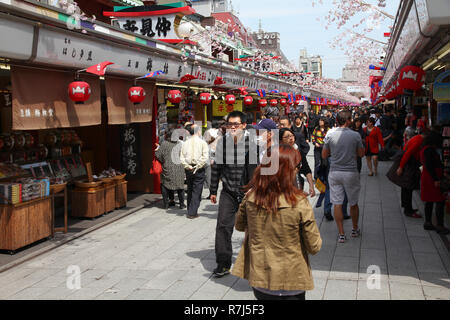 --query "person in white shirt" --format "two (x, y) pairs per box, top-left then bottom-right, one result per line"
(180, 124), (209, 219)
